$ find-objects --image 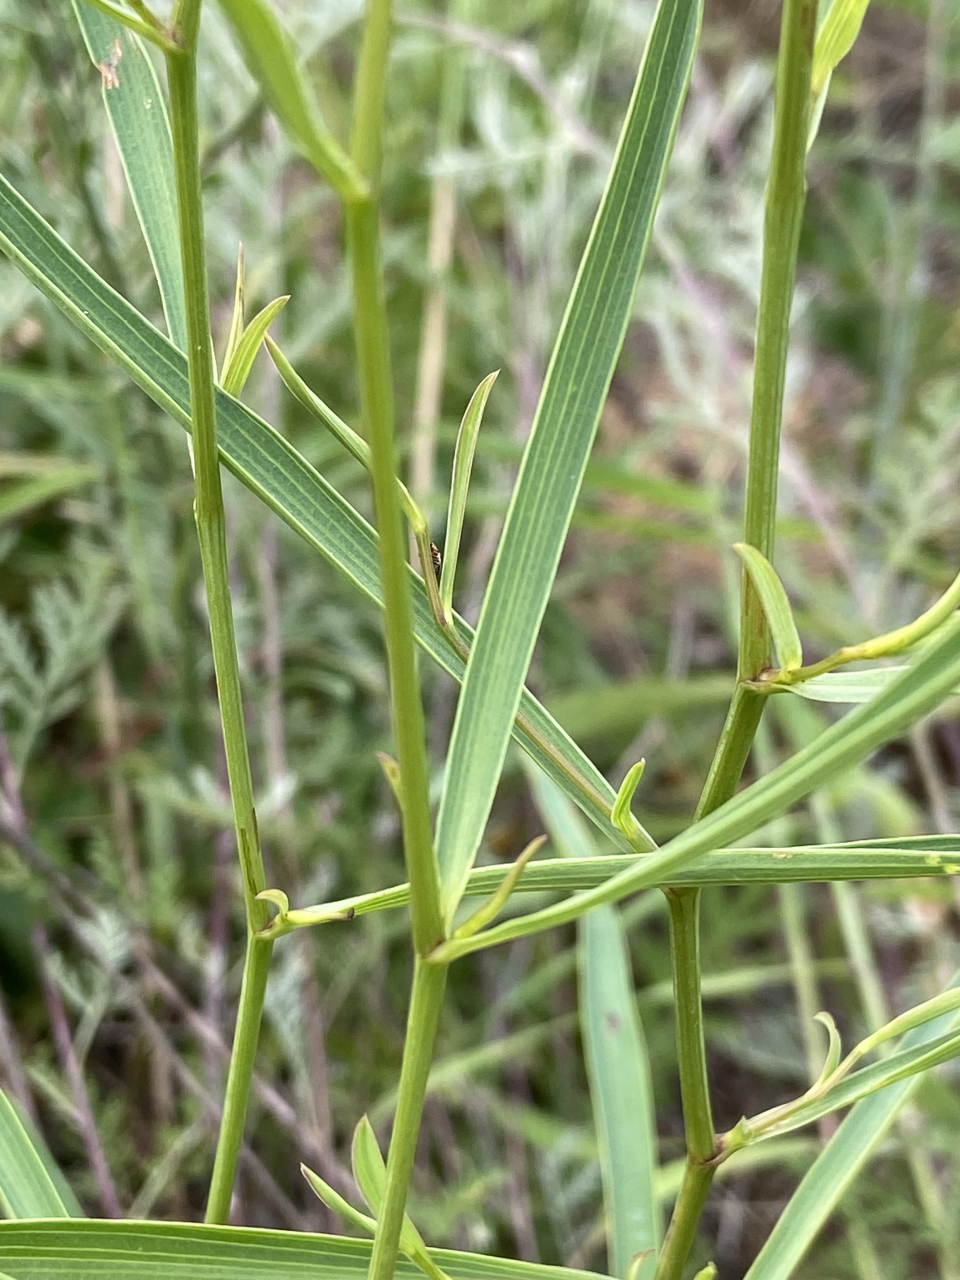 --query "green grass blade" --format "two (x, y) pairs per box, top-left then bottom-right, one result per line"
(221, 296), (289, 397)
(434, 0), (702, 924)
(811, 0), (871, 96)
(71, 1), (186, 351)
(215, 0), (366, 202)
(0, 1220), (607, 1280)
(271, 839), (960, 933)
(528, 768), (659, 1277)
(743, 970), (960, 1280)
(439, 371), (498, 622)
(0, 171), (629, 856)
(0, 1088), (83, 1219)
(734, 544), (803, 671)
(432, 617), (960, 959)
